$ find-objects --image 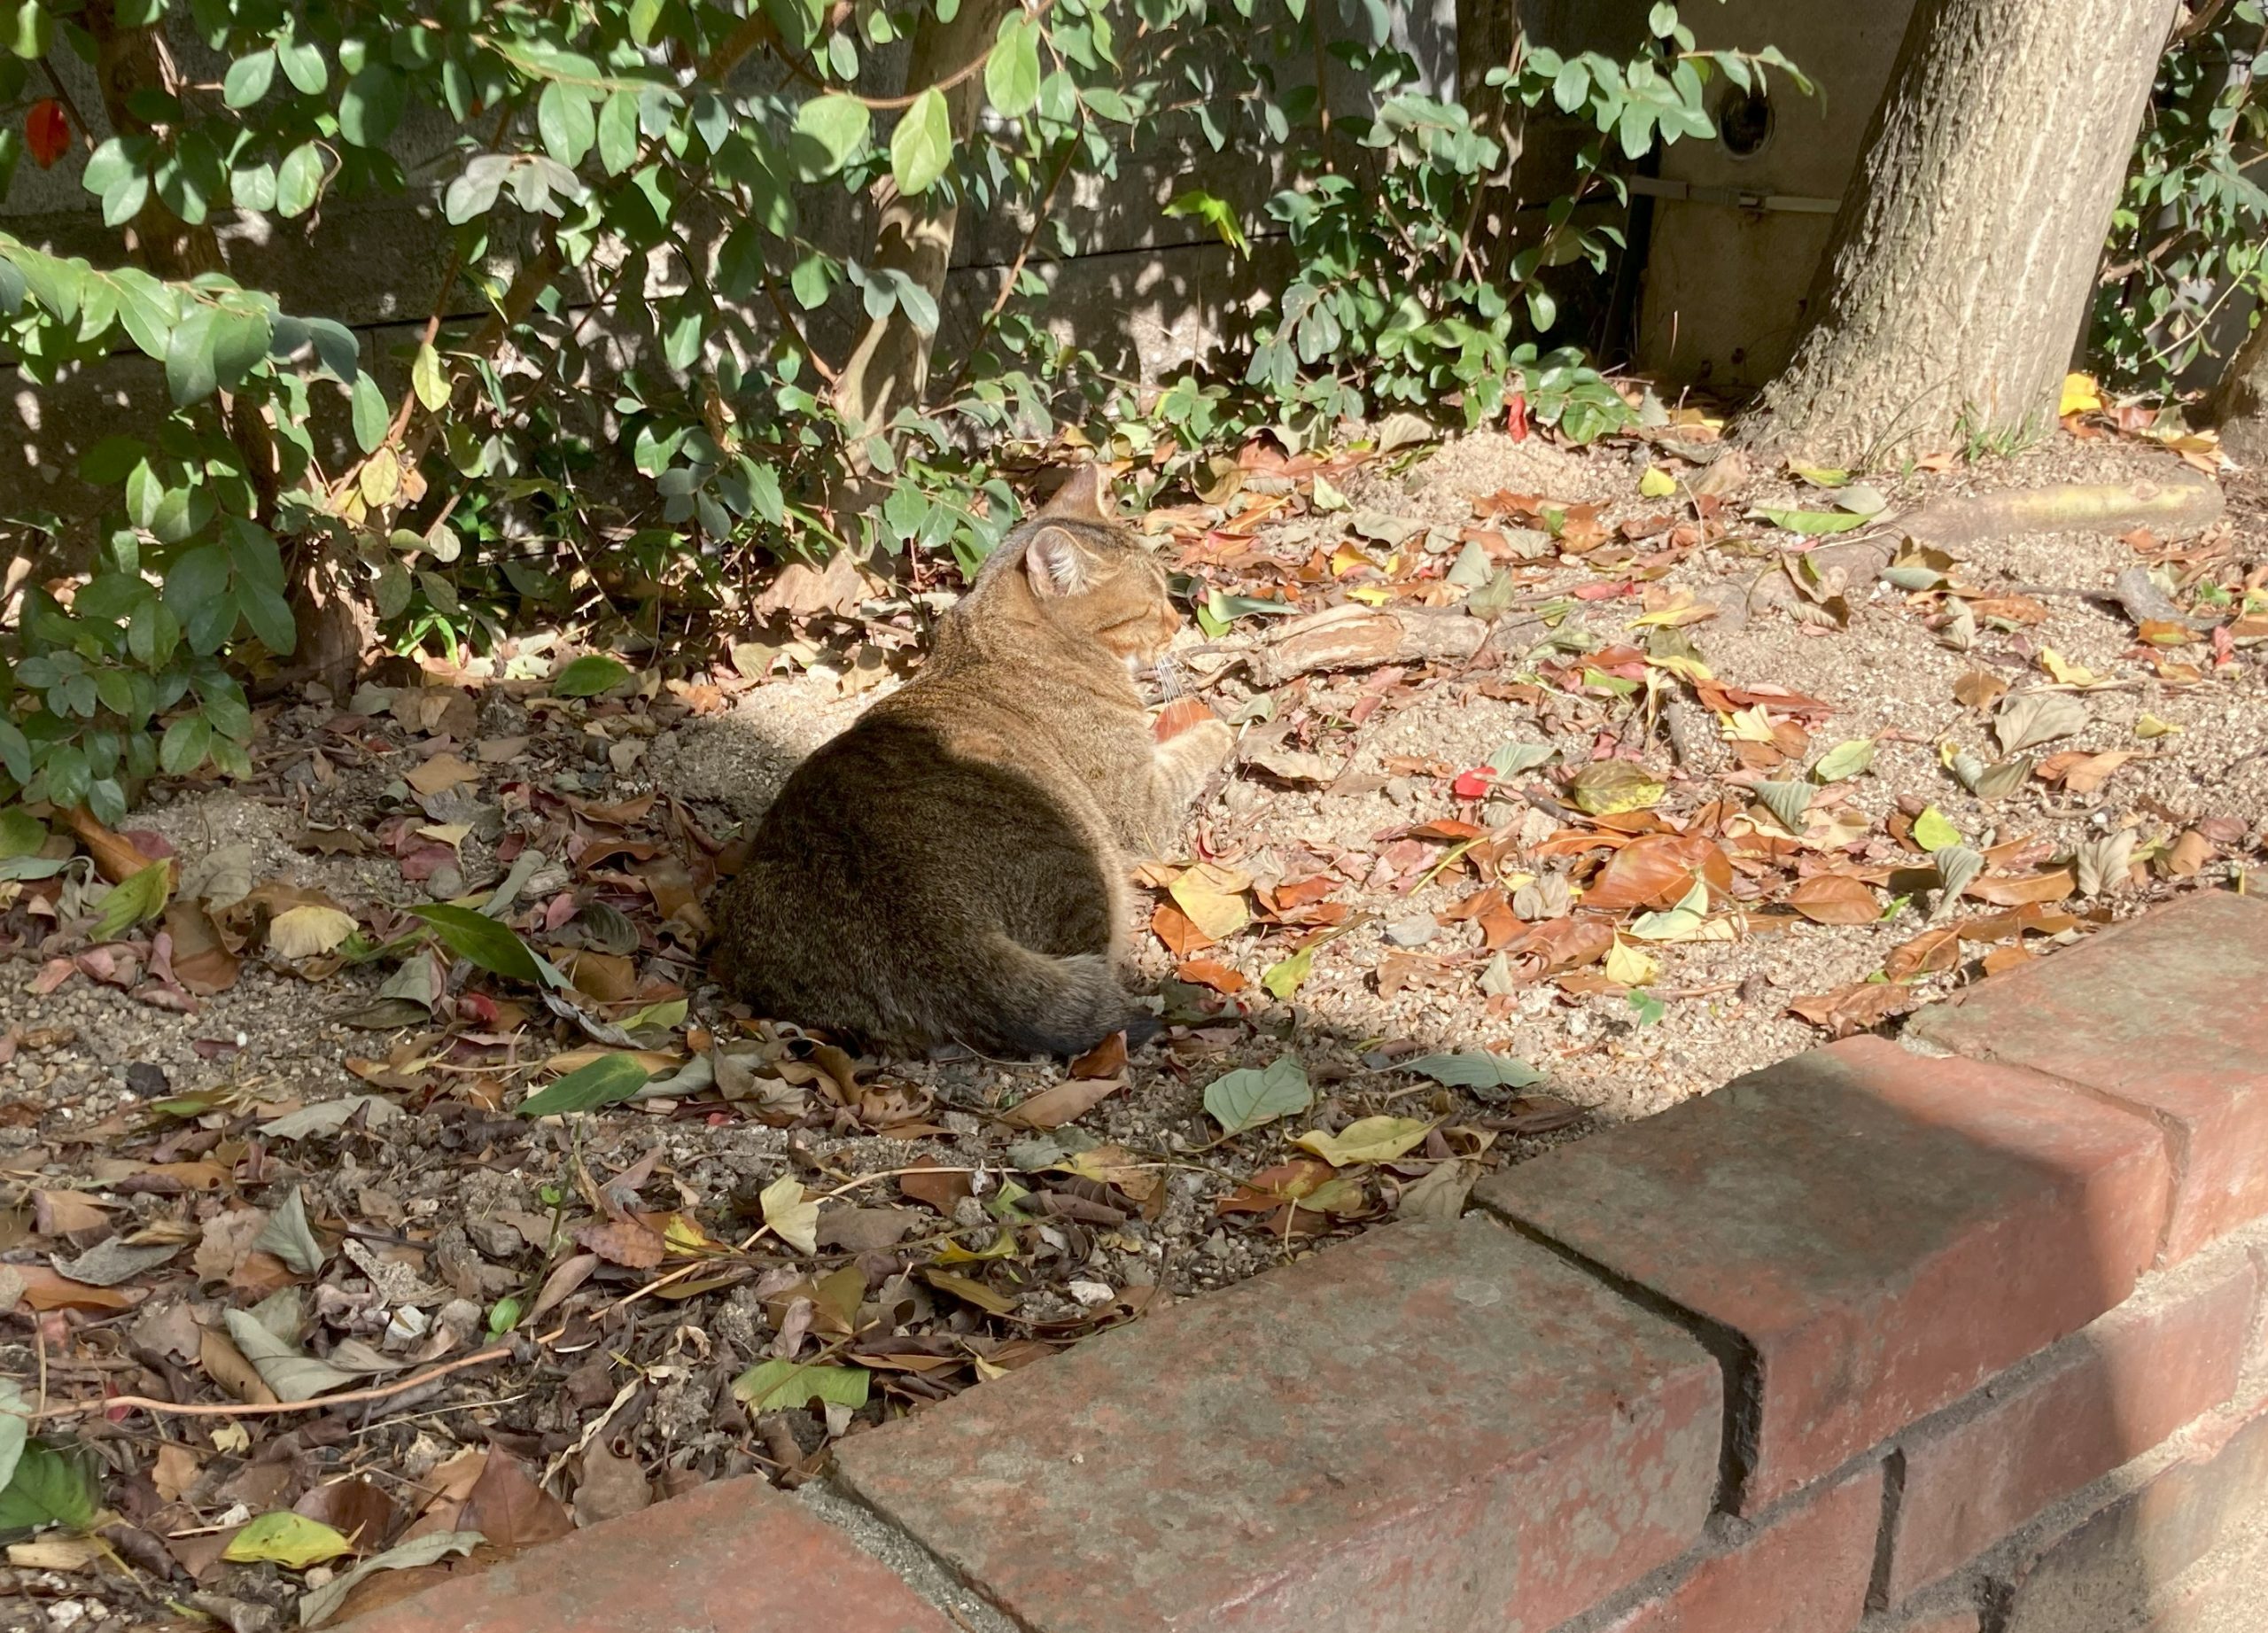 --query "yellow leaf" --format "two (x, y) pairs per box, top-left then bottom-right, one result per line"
(358, 445), (401, 508)
(1638, 465), (1678, 498)
(1329, 542), (1379, 577)
(2039, 648), (2099, 688)
(1344, 584), (1394, 606)
(1604, 937), (1658, 987)
(759, 1175), (819, 1256)
(1629, 595), (1713, 629)
(268, 904), (356, 960)
(1644, 650), (1713, 683)
(1565, 759), (1665, 816)
(1720, 704), (1776, 743)
(2134, 713), (2183, 739)
(1292, 1116), (1434, 1167)
(1169, 862), (1251, 941)
(2059, 372), (2102, 417)
(222, 1512), (354, 1570)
